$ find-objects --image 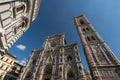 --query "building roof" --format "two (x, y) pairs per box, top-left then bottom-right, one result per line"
(14, 62), (24, 67)
(46, 33), (64, 39)
(6, 52), (16, 59)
